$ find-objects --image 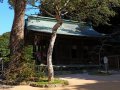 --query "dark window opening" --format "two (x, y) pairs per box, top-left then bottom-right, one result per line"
(71, 45), (77, 58)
